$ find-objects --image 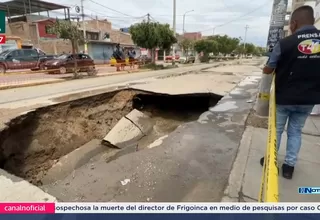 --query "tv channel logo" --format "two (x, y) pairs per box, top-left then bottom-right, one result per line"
(298, 187), (320, 194)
